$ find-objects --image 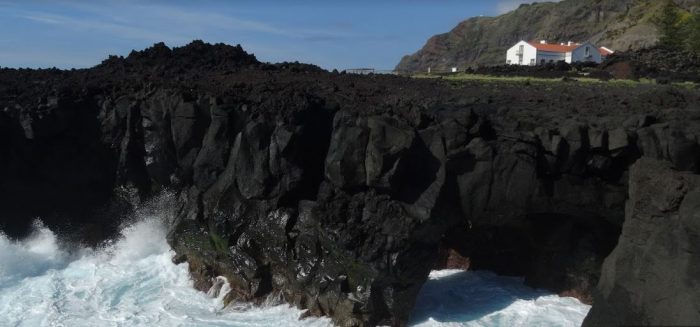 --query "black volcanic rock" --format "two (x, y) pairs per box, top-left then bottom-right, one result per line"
(98, 40), (260, 74)
(1, 42), (700, 326)
(583, 158), (700, 326)
(602, 46), (700, 82)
